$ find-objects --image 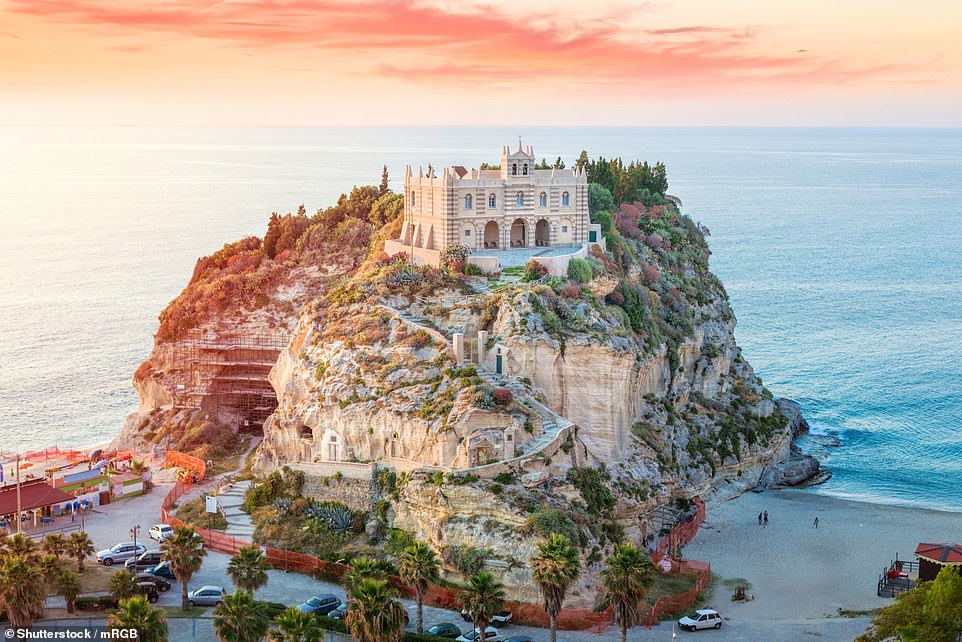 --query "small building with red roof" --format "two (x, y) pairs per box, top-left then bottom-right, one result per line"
(914, 542), (962, 581)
